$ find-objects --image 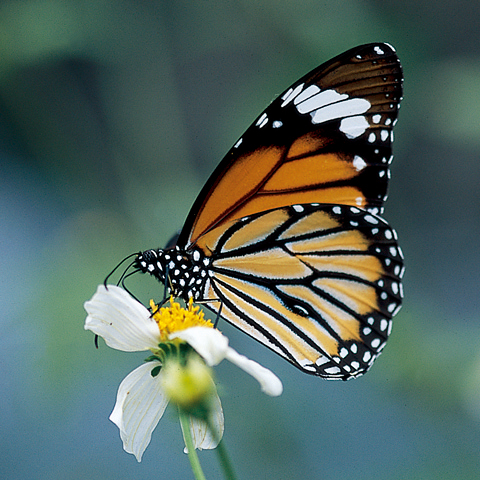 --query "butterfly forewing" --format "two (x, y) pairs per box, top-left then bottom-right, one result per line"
(179, 43), (403, 248)
(193, 204), (403, 379)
